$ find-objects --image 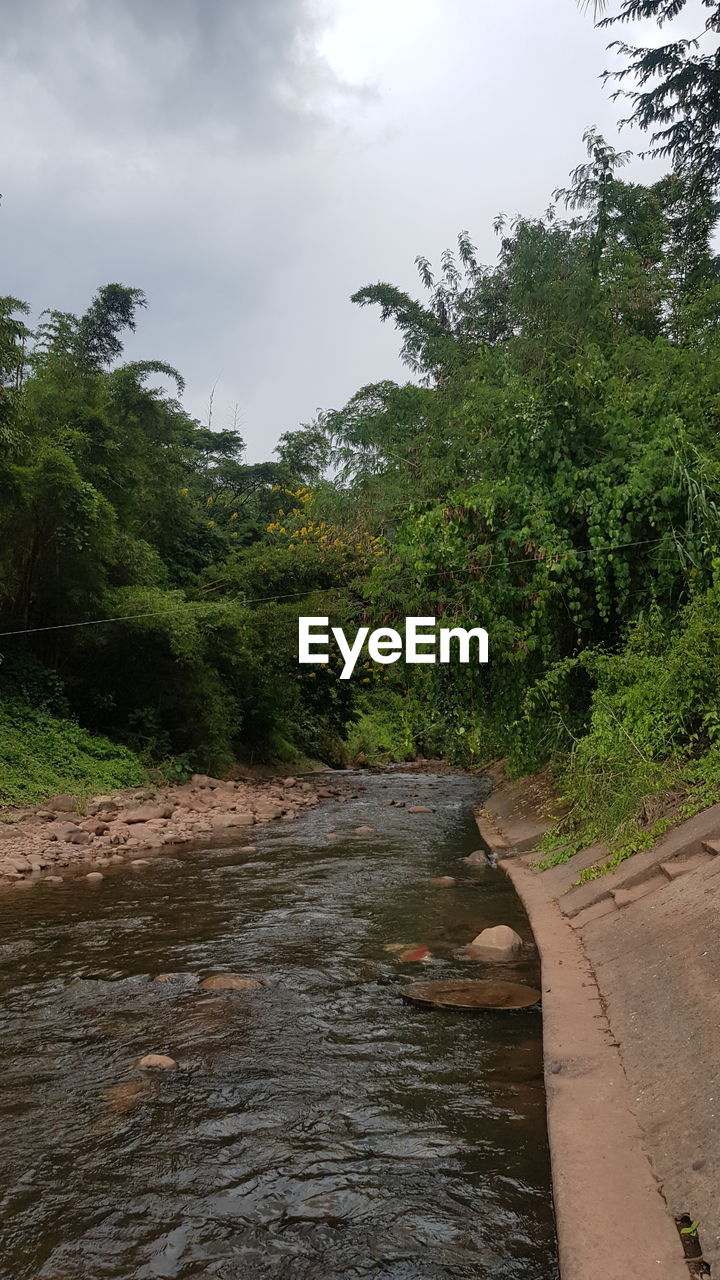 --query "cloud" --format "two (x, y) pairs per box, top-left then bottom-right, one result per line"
(1, 0), (333, 150)
(0, 1), (646, 458)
